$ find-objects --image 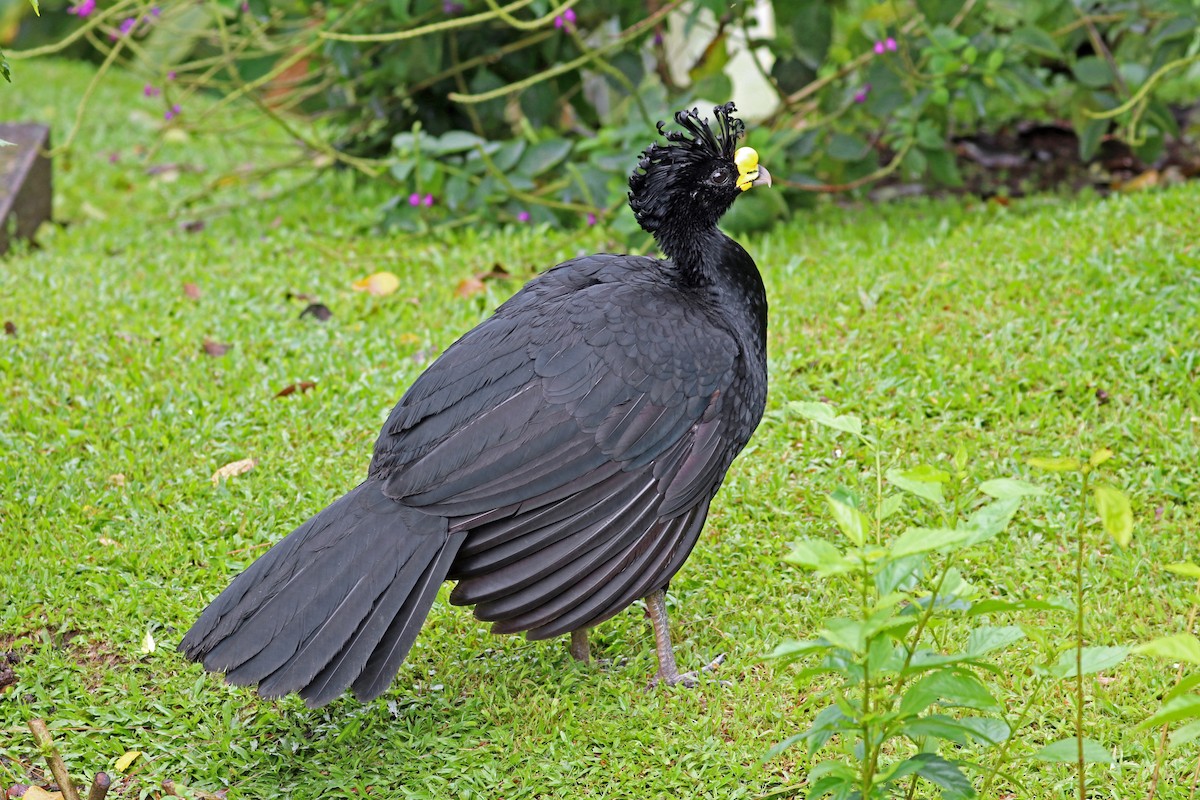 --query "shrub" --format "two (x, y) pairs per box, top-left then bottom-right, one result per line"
(14, 0), (1200, 230)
